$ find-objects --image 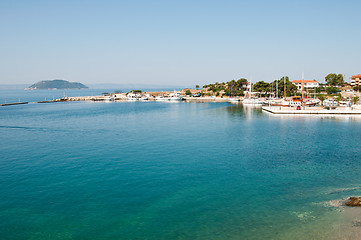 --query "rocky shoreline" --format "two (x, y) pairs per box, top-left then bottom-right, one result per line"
(345, 197), (361, 207)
